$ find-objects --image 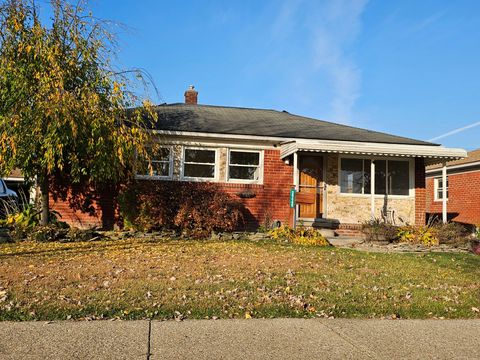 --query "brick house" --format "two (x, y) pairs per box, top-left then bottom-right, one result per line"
(426, 149), (480, 227)
(52, 86), (466, 234)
